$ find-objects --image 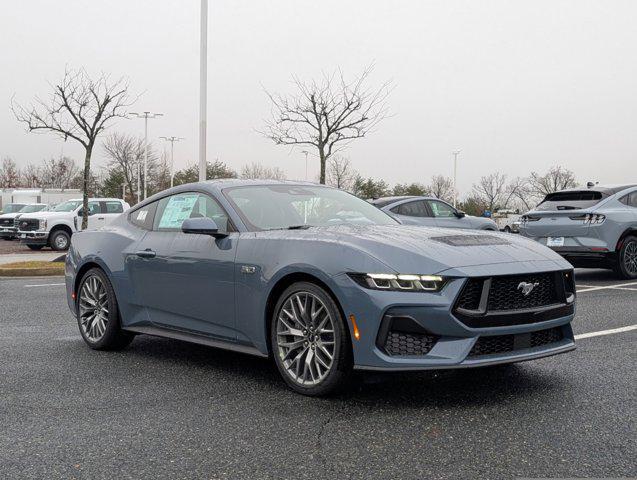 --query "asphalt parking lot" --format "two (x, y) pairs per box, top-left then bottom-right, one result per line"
(0, 269), (635, 479)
